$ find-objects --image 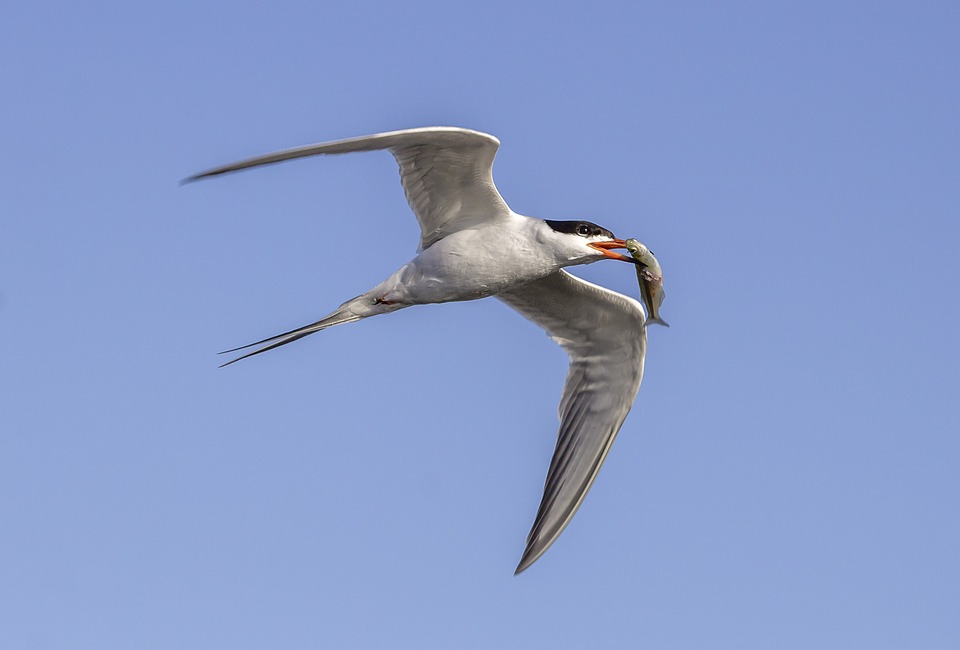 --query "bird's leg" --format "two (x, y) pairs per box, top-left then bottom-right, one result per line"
(373, 297), (396, 306)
